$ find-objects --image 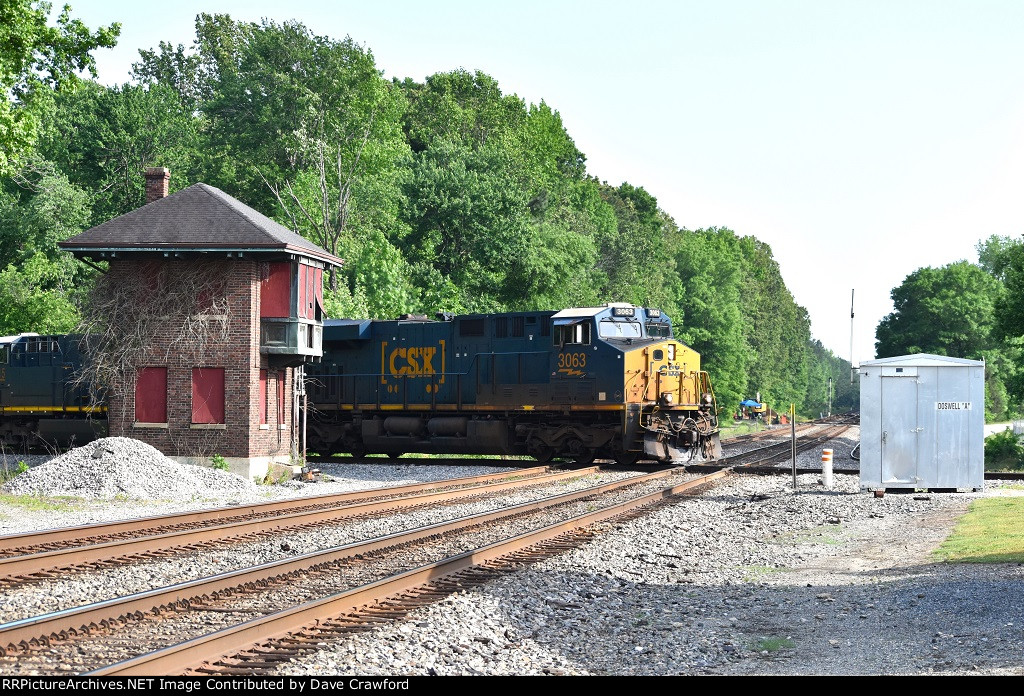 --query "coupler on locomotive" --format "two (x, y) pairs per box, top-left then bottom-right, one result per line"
(641, 394), (723, 463)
